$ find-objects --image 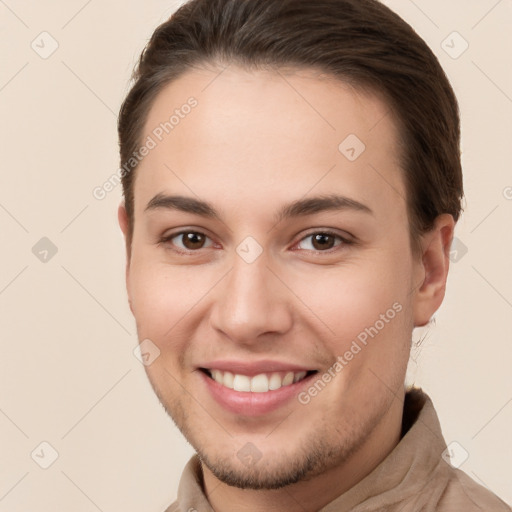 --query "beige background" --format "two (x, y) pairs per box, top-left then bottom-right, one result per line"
(0, 0), (511, 510)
